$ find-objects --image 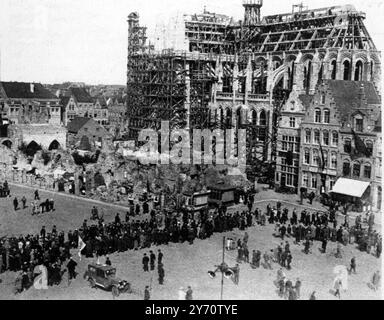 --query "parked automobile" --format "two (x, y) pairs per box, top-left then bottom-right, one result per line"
(83, 264), (132, 297)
